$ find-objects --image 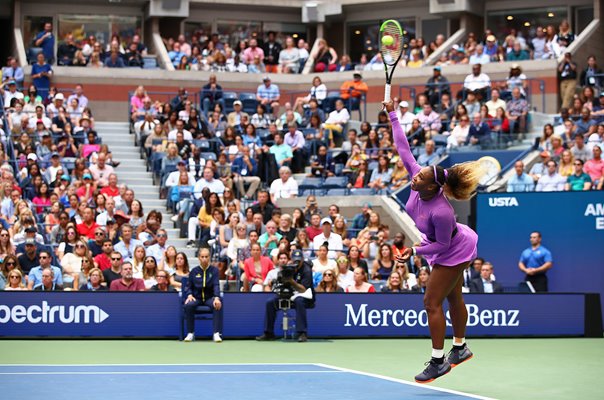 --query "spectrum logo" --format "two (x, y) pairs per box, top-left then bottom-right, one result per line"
(0, 301), (109, 324)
